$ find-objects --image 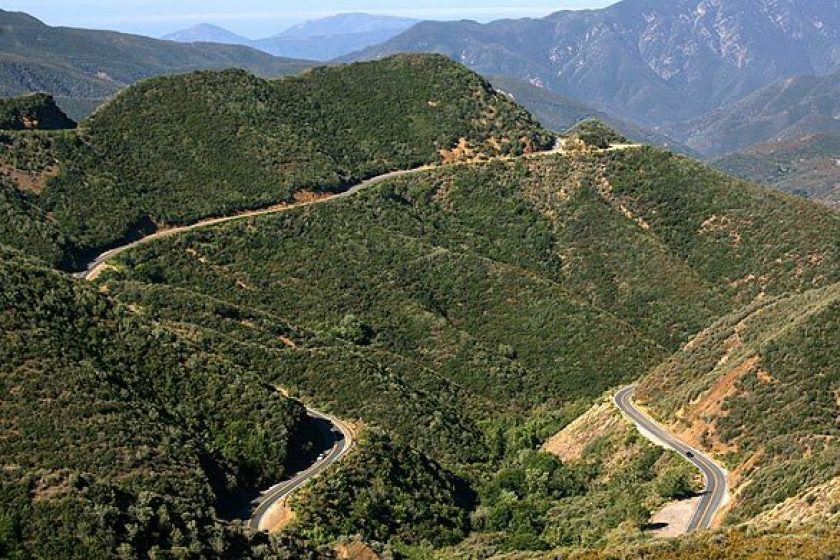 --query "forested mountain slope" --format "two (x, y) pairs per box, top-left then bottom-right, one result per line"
(636, 284), (839, 524)
(0, 10), (312, 120)
(715, 133), (840, 208)
(0, 247), (320, 558)
(1, 45), (838, 557)
(530, 282), (839, 559)
(96, 138), (838, 551)
(0, 54), (551, 270)
(101, 144), (839, 436)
